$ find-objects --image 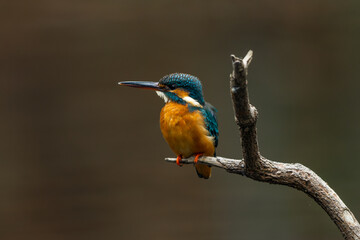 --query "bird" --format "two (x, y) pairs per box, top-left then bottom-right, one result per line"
(118, 73), (218, 179)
